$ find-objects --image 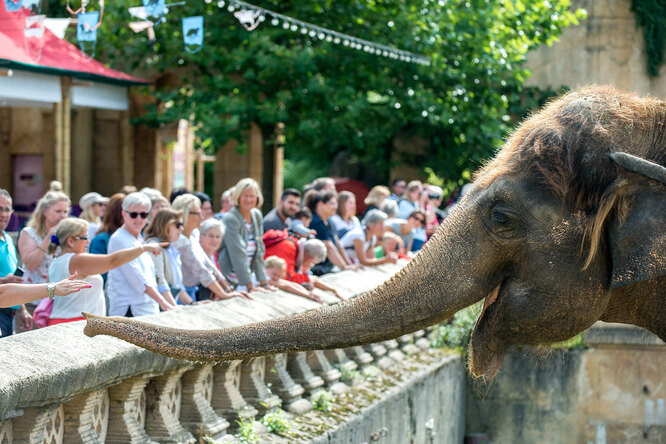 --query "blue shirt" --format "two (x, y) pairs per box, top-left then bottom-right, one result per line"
(0, 231), (20, 309)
